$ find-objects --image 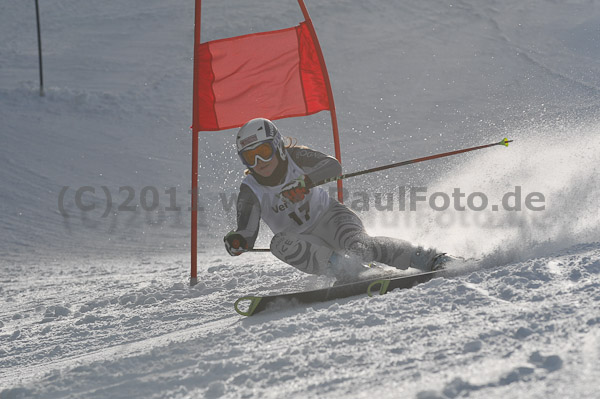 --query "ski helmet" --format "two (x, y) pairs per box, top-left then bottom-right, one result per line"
(236, 118), (287, 168)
